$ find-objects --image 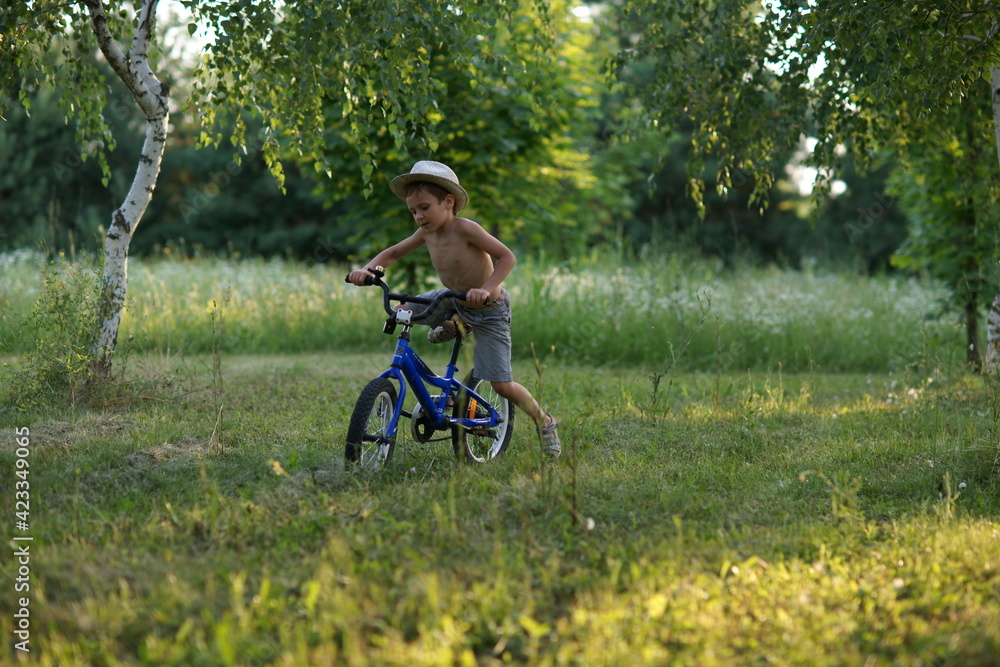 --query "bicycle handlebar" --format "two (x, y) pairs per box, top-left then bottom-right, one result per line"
(344, 267), (468, 324)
